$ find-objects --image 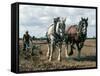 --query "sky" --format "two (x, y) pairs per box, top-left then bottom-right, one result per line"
(19, 5), (96, 38)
